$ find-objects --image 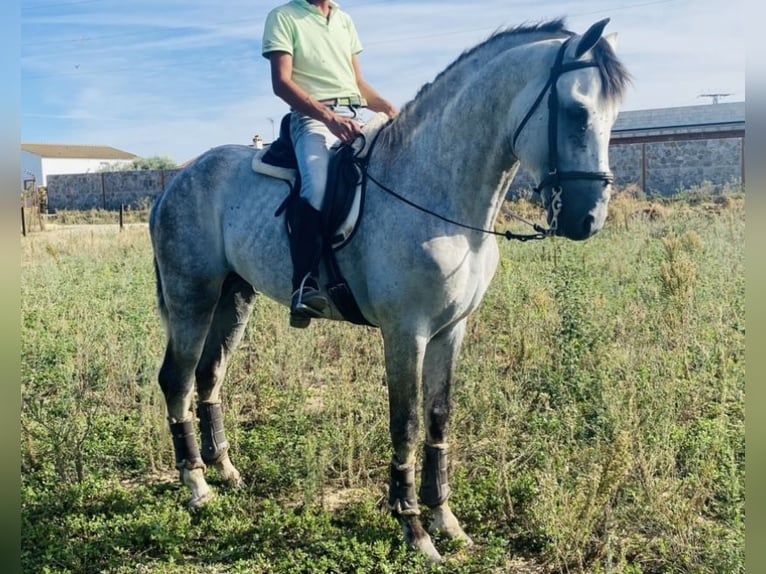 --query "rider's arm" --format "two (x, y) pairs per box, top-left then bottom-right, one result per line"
(352, 55), (398, 118)
(268, 51), (362, 144)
